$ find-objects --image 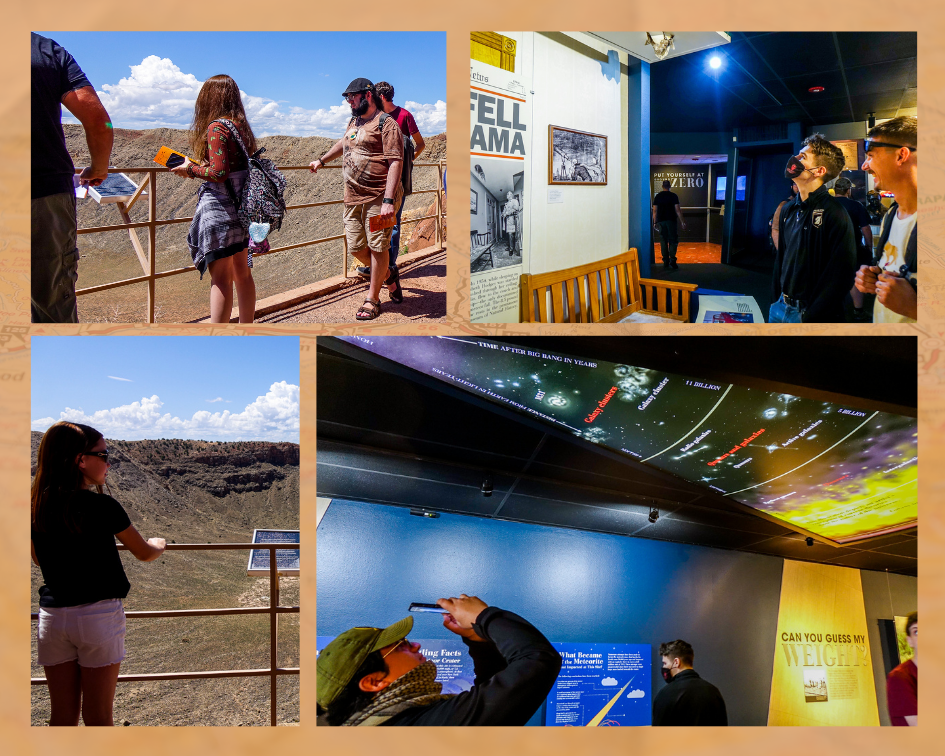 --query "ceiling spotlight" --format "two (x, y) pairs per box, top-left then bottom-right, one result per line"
(648, 507), (660, 524)
(805, 537), (814, 547)
(481, 476), (494, 497)
(709, 56), (722, 69)
(645, 32), (676, 61)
